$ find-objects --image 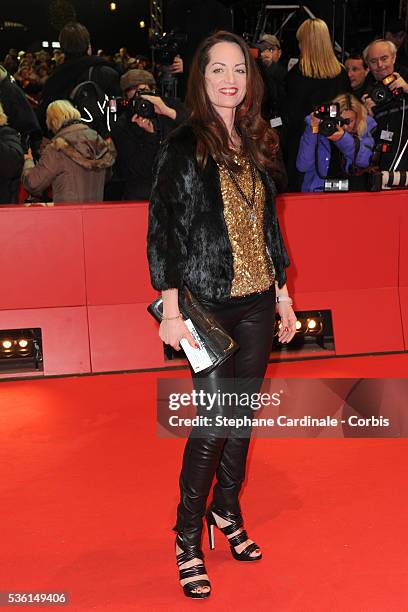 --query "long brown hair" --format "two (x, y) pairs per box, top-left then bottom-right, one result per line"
(186, 30), (279, 173)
